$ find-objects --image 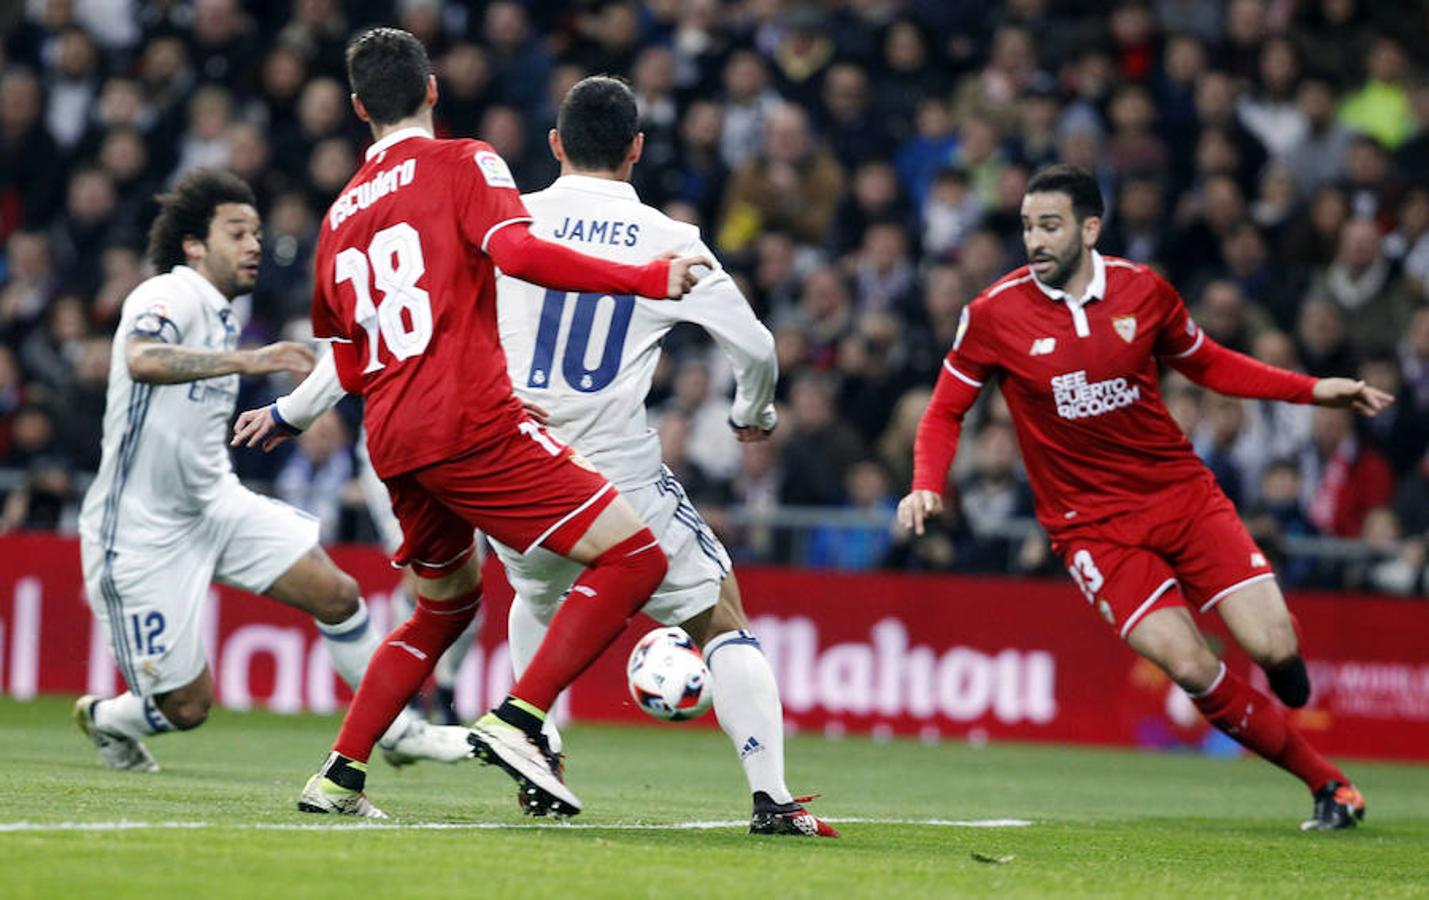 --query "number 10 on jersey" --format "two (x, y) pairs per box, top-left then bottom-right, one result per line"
(335, 222), (433, 372)
(527, 289), (635, 393)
